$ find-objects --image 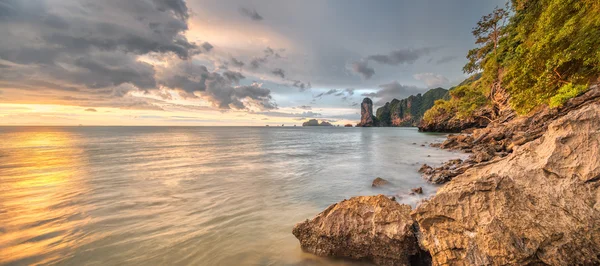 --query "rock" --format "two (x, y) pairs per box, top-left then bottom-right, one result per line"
(372, 177), (390, 187)
(344, 124), (353, 127)
(302, 119), (319, 126)
(411, 187), (423, 194)
(292, 195), (428, 265)
(421, 159), (471, 184)
(302, 119), (333, 126)
(356, 98), (378, 127)
(418, 164), (433, 174)
(412, 103), (600, 265)
(375, 88), (449, 127)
